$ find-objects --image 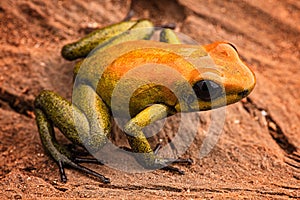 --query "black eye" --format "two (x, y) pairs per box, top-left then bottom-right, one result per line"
(192, 80), (223, 101)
